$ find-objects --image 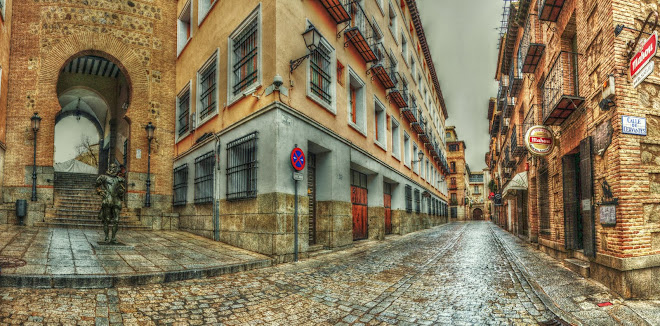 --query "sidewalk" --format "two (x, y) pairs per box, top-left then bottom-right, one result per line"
(0, 225), (271, 288)
(490, 223), (657, 325)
